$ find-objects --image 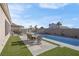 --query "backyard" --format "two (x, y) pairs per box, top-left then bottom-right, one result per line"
(1, 35), (79, 56)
